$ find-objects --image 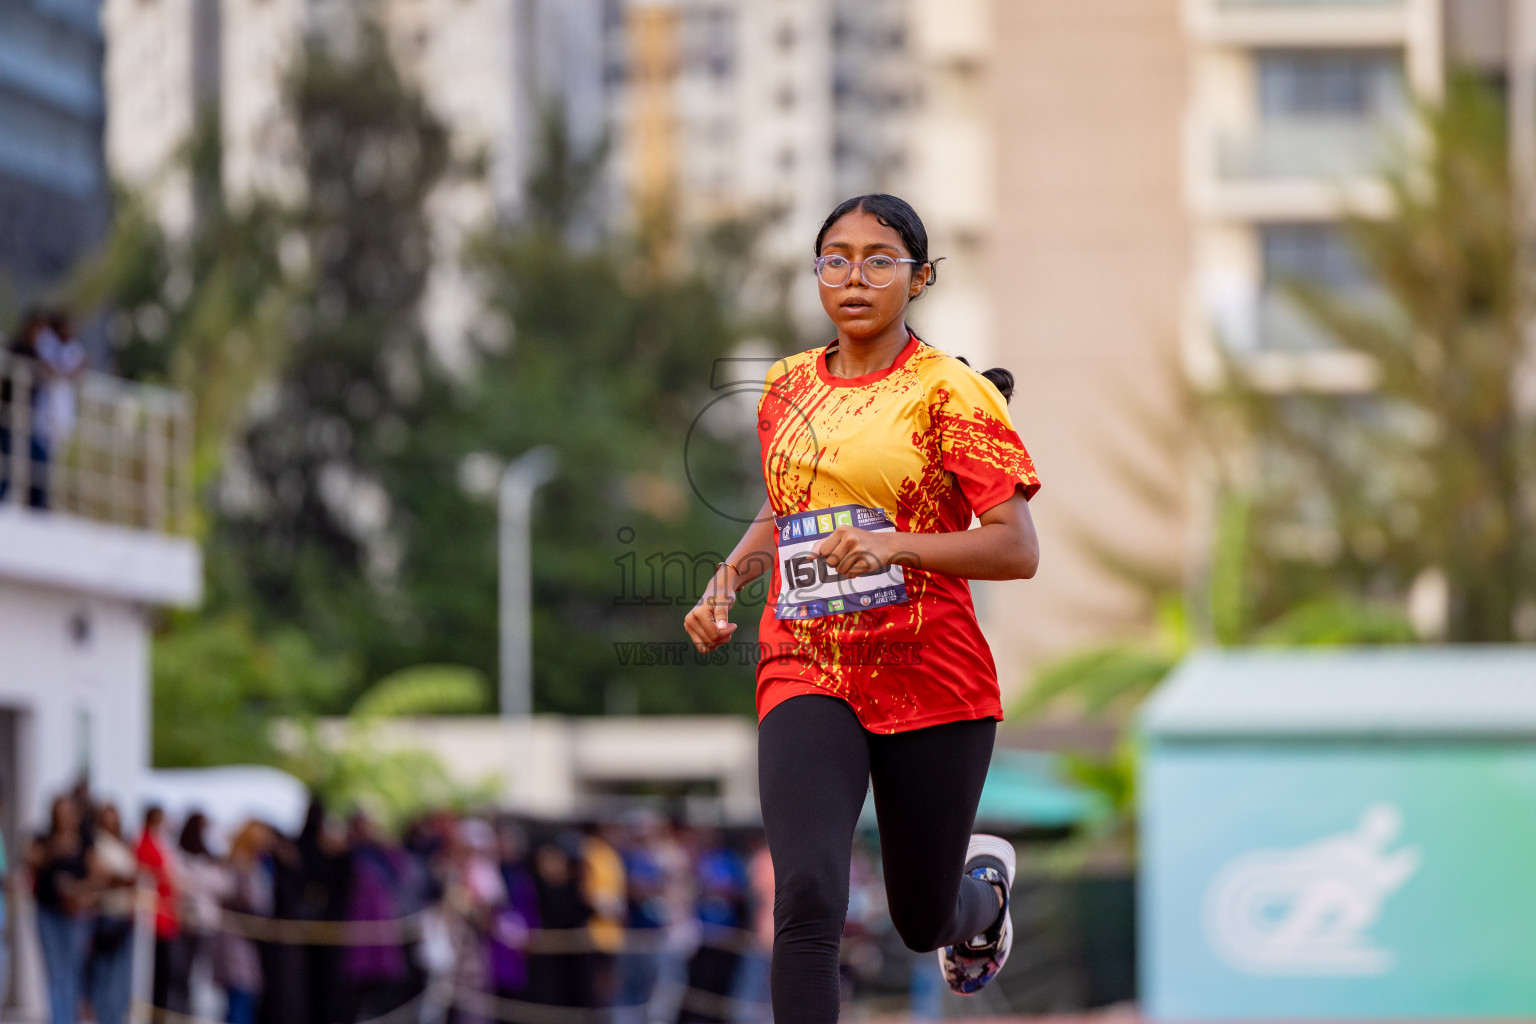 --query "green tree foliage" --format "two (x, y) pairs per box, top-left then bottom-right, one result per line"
(207, 22), (456, 703)
(209, 32), (768, 715)
(350, 664), (489, 718)
(285, 720), (498, 833)
(1016, 494), (1414, 723)
(453, 121), (767, 715)
(69, 113), (295, 492)
(286, 663), (499, 831)
(151, 612), (350, 767)
(1015, 496), (1414, 858)
(1226, 74), (1535, 640)
(82, 18), (775, 736)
